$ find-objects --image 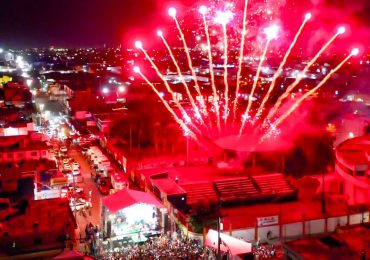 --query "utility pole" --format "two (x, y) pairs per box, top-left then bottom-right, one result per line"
(321, 172), (326, 213)
(217, 215), (221, 260)
(217, 196), (222, 260)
